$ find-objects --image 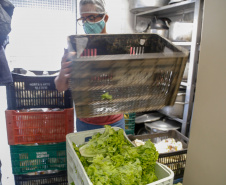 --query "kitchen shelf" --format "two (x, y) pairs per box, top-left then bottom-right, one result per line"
(136, 0), (195, 17)
(159, 110), (185, 124)
(133, 0), (204, 136)
(181, 82), (188, 86)
(173, 42), (192, 46)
